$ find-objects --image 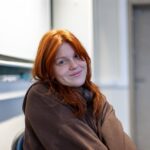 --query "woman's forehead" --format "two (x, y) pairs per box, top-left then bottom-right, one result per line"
(55, 42), (76, 58)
